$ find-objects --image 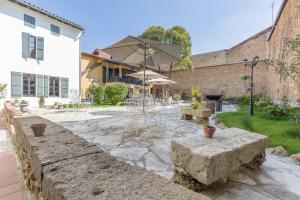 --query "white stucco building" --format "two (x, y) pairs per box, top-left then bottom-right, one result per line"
(0, 0), (84, 107)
